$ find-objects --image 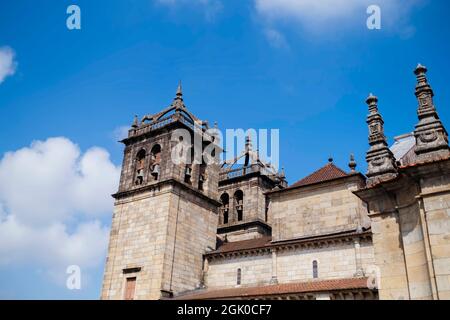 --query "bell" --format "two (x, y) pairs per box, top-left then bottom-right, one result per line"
(185, 167), (192, 176)
(151, 164), (160, 177)
(135, 169), (144, 185)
